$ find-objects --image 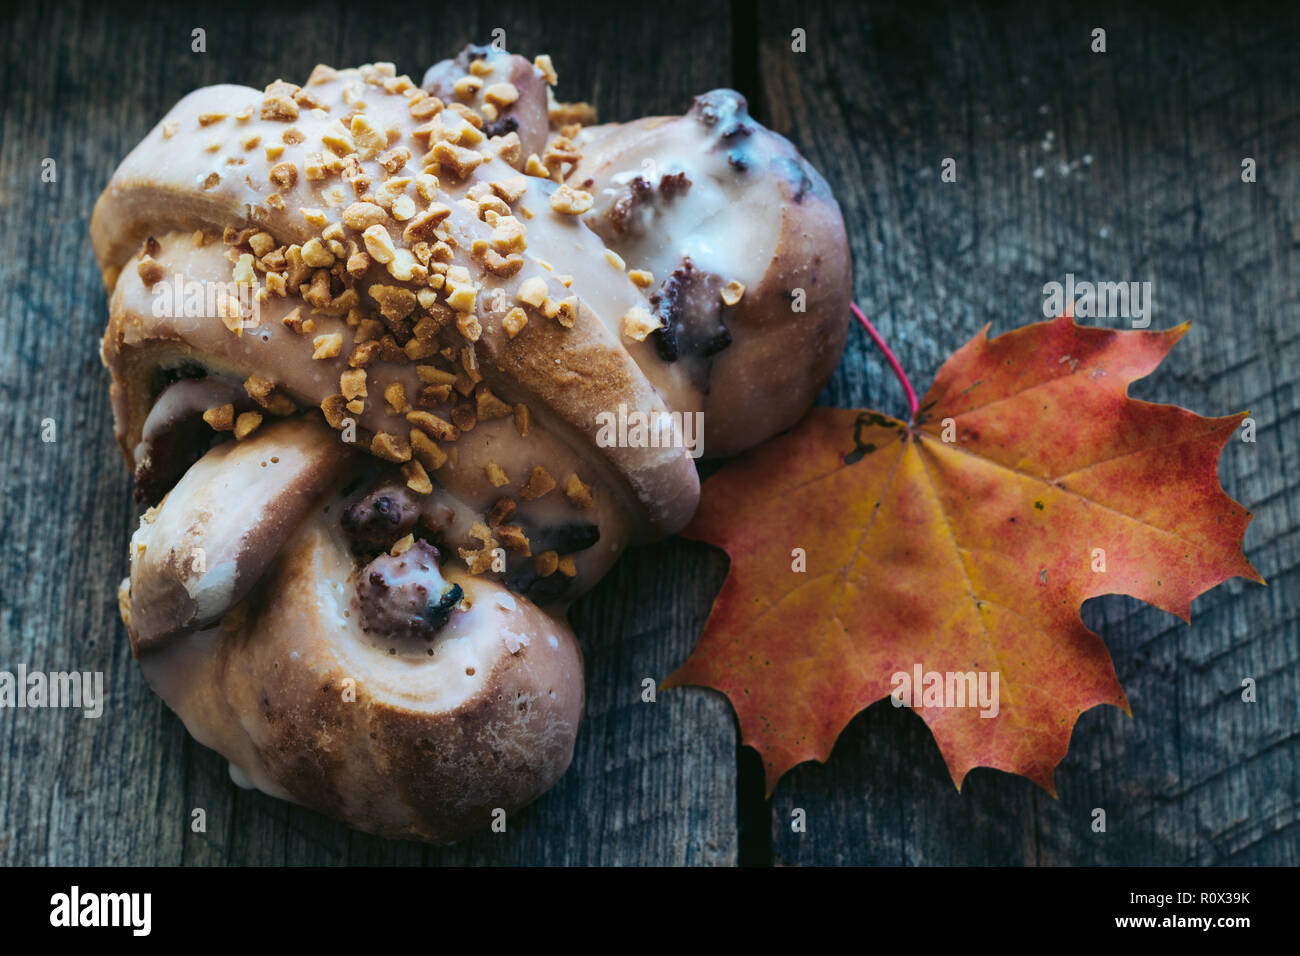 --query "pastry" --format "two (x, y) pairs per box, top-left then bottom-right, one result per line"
(92, 45), (851, 842)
